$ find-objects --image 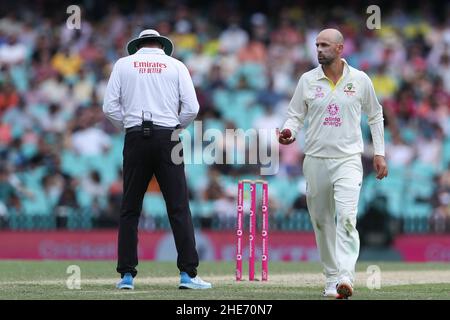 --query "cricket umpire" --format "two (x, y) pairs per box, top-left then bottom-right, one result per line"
(103, 29), (211, 290)
(279, 29), (388, 299)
